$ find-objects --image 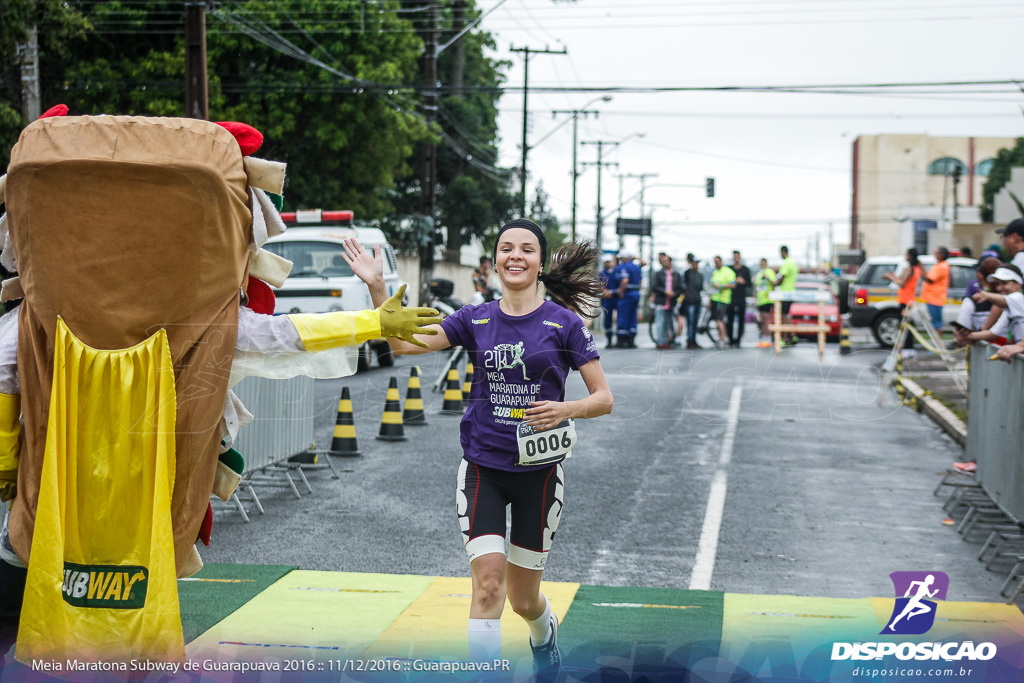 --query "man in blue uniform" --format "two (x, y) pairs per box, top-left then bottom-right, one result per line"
(598, 255), (619, 348)
(615, 252), (643, 348)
